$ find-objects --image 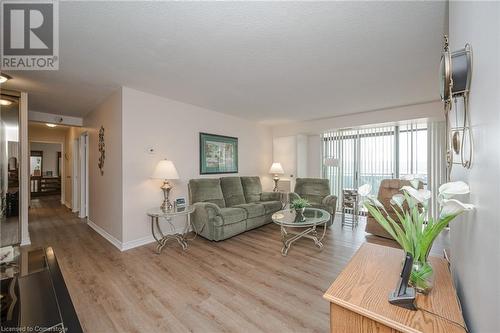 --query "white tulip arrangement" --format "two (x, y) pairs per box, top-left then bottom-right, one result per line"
(359, 179), (474, 293)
